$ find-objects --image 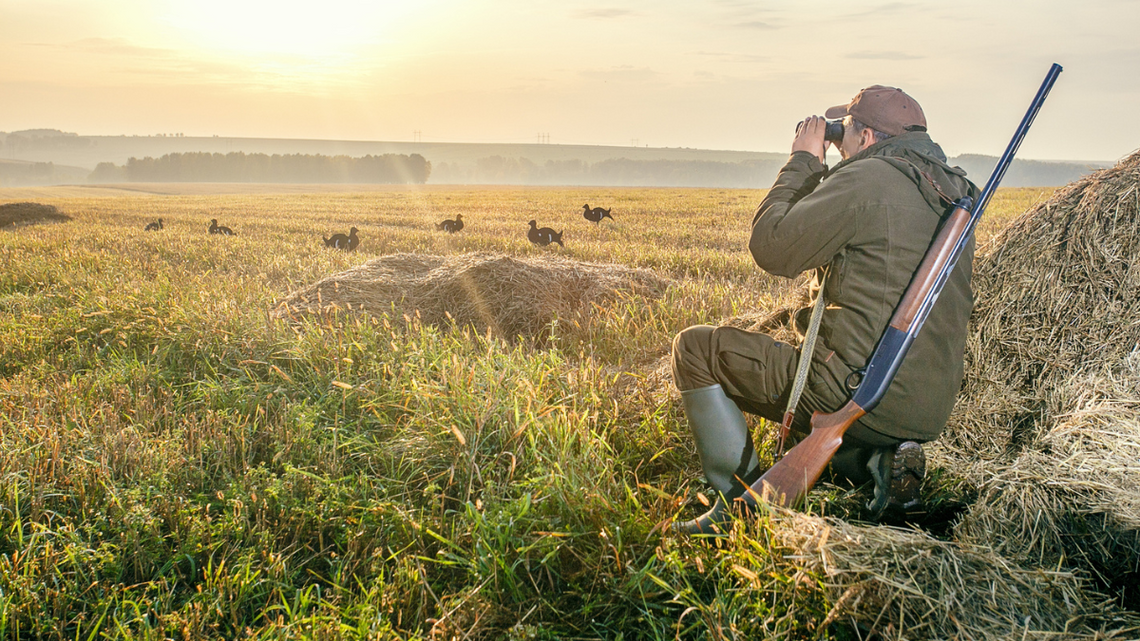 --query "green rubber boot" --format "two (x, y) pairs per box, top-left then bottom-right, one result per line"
(673, 384), (762, 535)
